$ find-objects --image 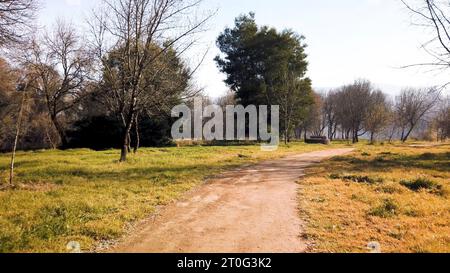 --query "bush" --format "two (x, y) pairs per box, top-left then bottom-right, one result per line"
(419, 153), (437, 160)
(329, 173), (341, 180)
(400, 178), (445, 196)
(400, 178), (439, 191)
(369, 199), (399, 218)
